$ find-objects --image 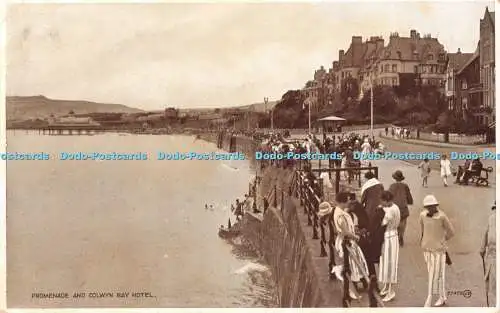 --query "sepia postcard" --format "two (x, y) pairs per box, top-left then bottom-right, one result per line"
(4, 1), (497, 309)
